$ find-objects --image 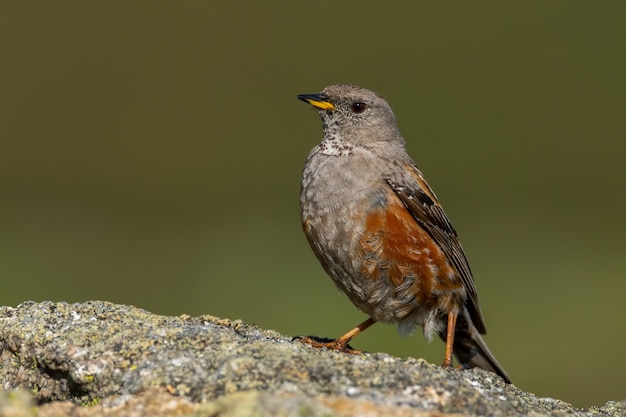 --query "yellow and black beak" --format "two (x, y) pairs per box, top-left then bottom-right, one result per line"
(297, 93), (335, 111)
